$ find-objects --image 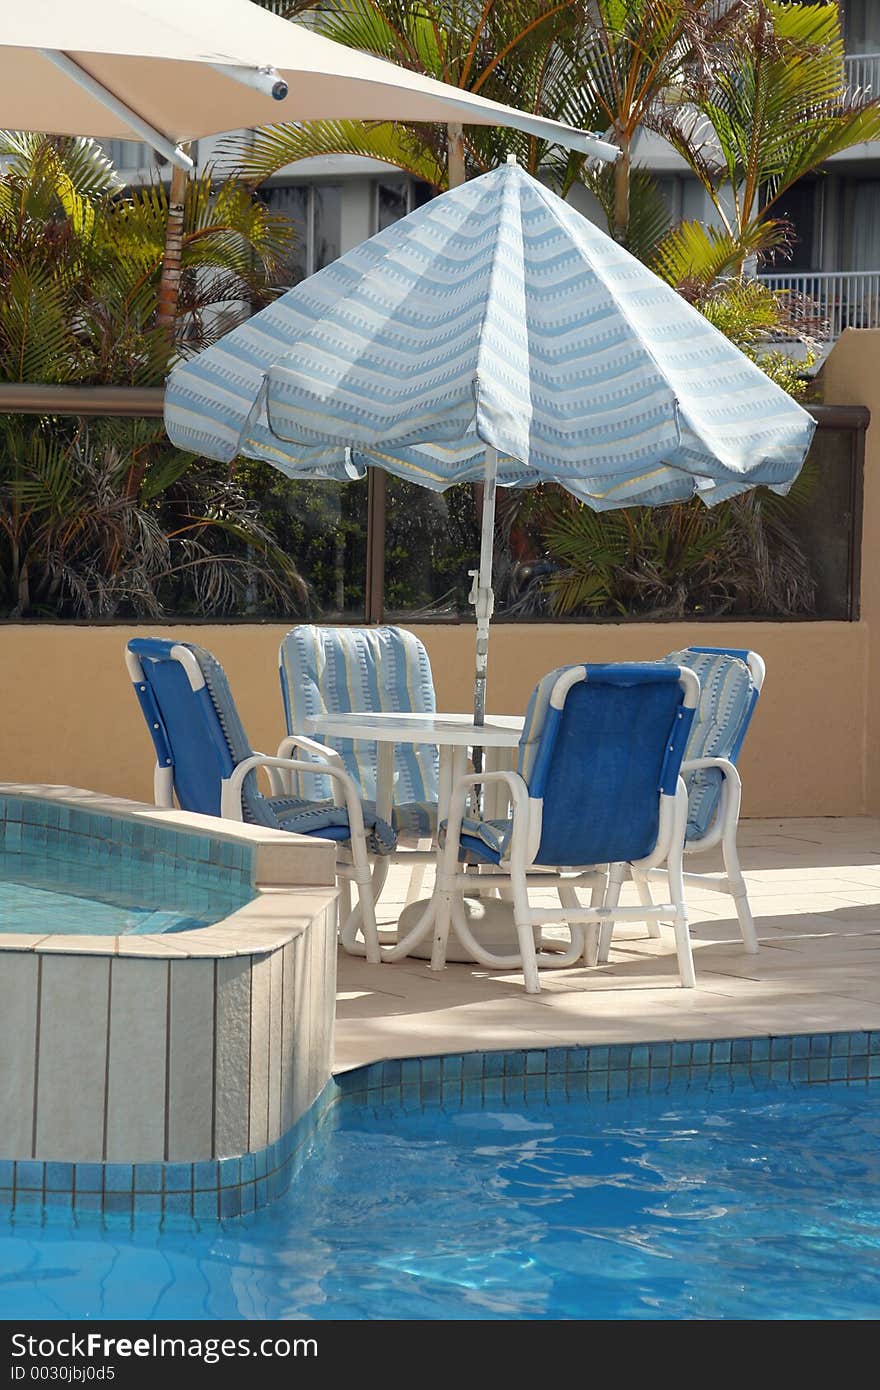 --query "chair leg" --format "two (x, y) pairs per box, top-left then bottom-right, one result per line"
(510, 876), (540, 994)
(723, 829), (759, 955)
(632, 867), (661, 937)
(557, 881), (591, 965)
(338, 877), (352, 930)
(667, 791), (696, 989)
(515, 910), (541, 994)
(596, 862), (625, 963)
(344, 840), (382, 966)
(429, 888), (453, 972)
(353, 867), (382, 964)
(403, 837), (432, 906)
